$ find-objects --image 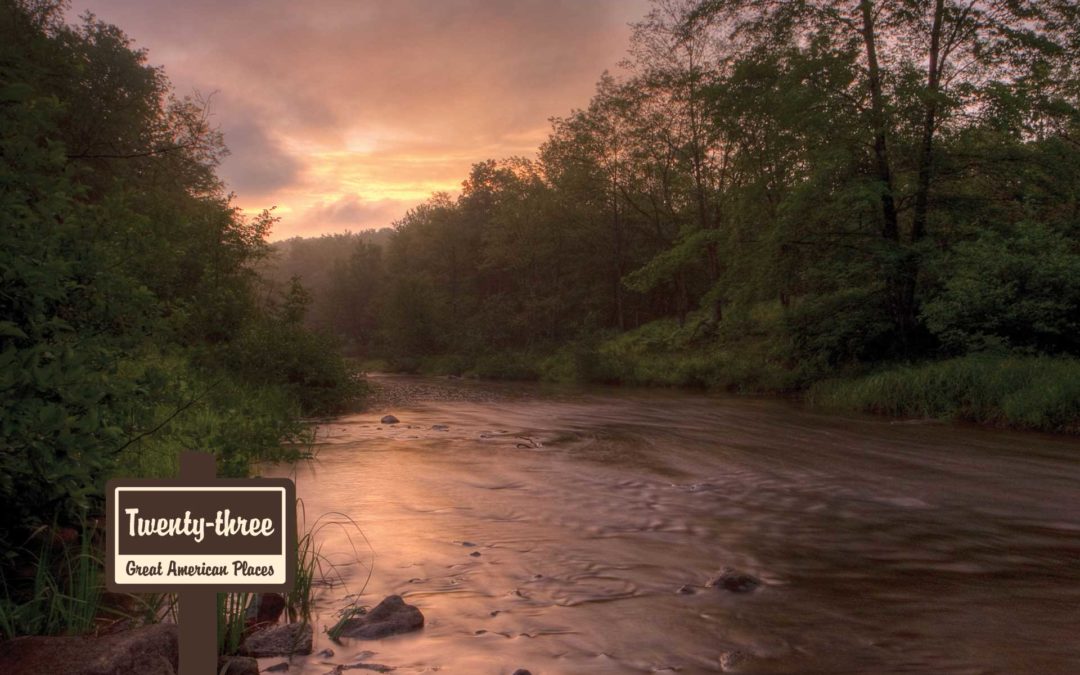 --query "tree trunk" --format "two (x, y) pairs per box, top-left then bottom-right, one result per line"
(858, 0), (899, 242)
(859, 0), (918, 351)
(912, 0), (944, 243)
(612, 171), (625, 331)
